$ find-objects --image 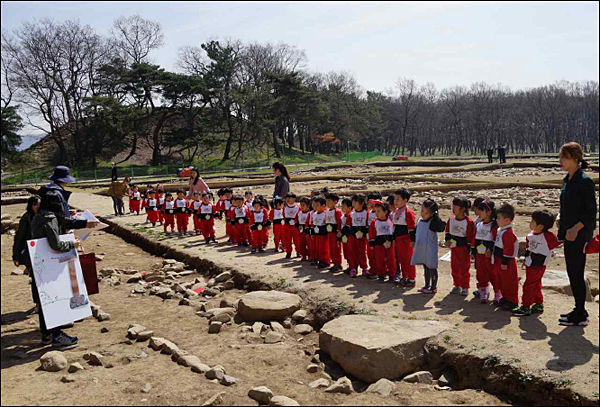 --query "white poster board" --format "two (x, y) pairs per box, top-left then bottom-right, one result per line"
(73, 210), (108, 241)
(27, 234), (92, 329)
